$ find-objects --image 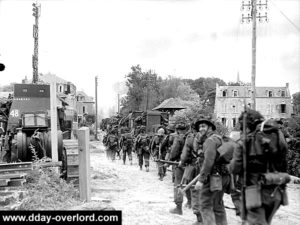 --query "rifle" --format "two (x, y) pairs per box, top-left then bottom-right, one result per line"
(241, 104), (247, 225)
(176, 184), (195, 188)
(178, 174), (200, 194)
(154, 159), (179, 165)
